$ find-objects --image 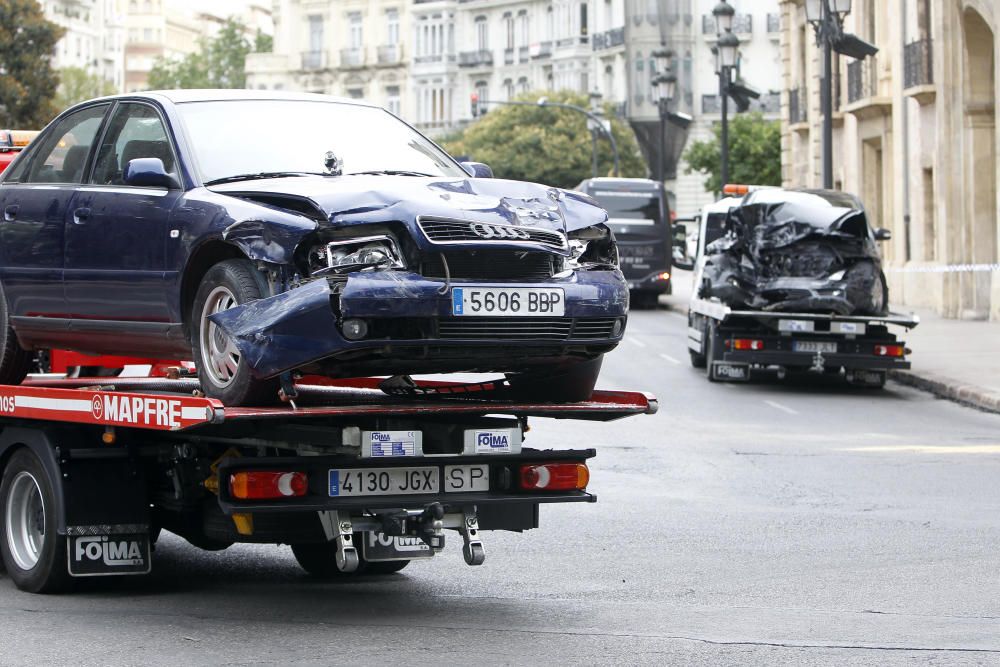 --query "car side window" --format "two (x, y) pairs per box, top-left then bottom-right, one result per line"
(91, 103), (177, 186)
(22, 105), (109, 184)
